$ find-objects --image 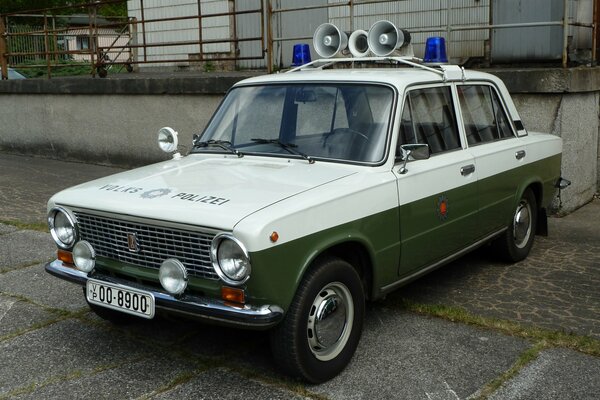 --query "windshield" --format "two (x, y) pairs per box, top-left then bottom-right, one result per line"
(193, 83), (394, 164)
